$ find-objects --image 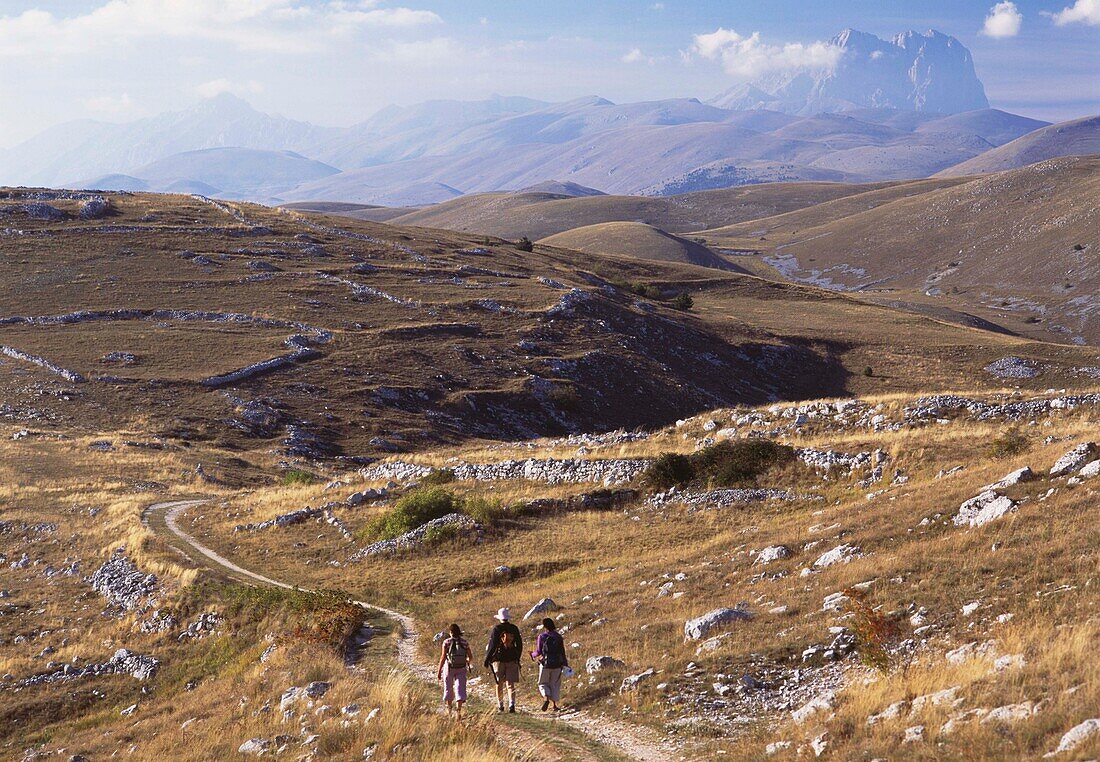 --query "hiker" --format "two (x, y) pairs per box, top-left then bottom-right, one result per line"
(484, 607), (522, 712)
(437, 623), (471, 720)
(531, 617), (568, 712)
